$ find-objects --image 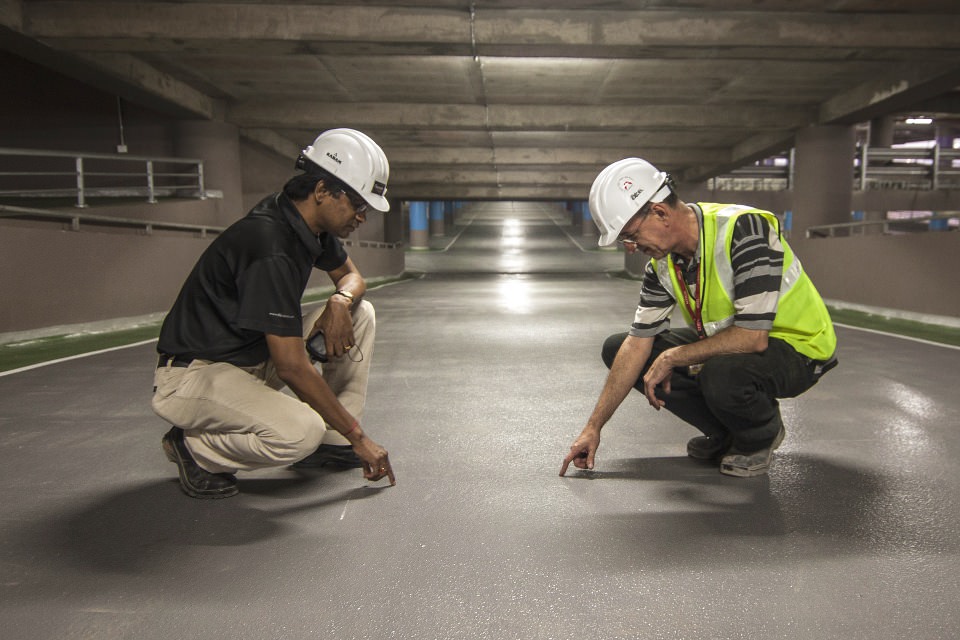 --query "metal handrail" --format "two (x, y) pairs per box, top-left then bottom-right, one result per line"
(710, 146), (960, 191)
(0, 147), (212, 207)
(0, 204), (224, 237)
(0, 205), (408, 249)
(341, 238), (404, 250)
(806, 213), (958, 238)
